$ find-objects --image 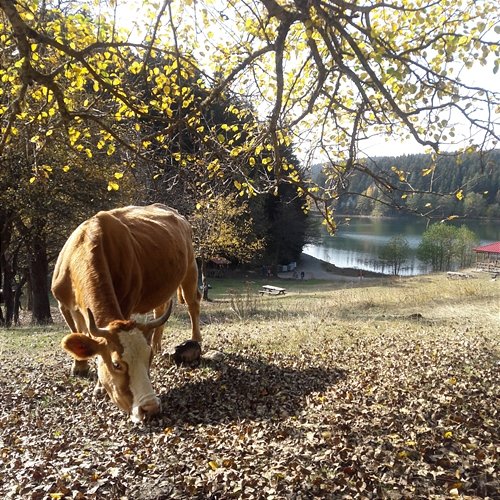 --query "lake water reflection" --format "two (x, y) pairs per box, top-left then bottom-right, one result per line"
(304, 216), (499, 276)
